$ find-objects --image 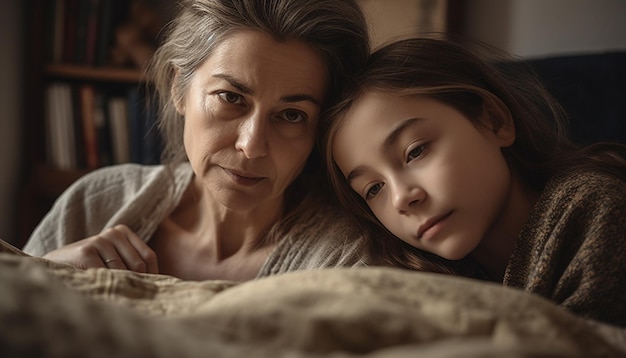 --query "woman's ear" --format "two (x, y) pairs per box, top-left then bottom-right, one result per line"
(171, 72), (186, 116)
